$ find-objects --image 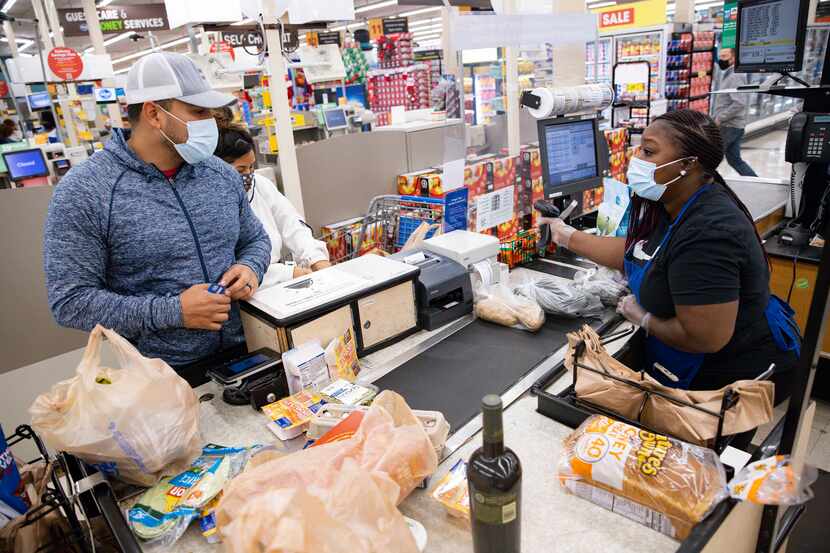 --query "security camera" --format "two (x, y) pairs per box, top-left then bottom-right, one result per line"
(129, 33), (144, 42)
